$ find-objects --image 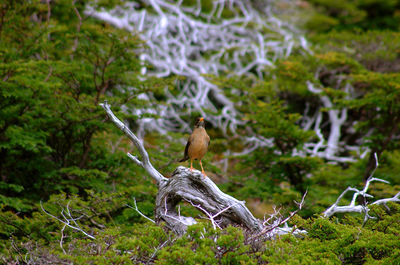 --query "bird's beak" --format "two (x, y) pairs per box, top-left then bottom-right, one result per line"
(199, 117), (204, 121)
